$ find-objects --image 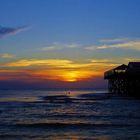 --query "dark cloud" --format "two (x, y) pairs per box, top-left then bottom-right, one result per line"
(0, 25), (29, 38)
(0, 77), (107, 90)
